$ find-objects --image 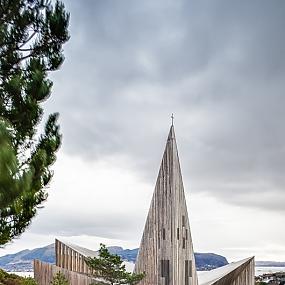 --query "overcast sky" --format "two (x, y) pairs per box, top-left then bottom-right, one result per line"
(1, 0), (285, 262)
